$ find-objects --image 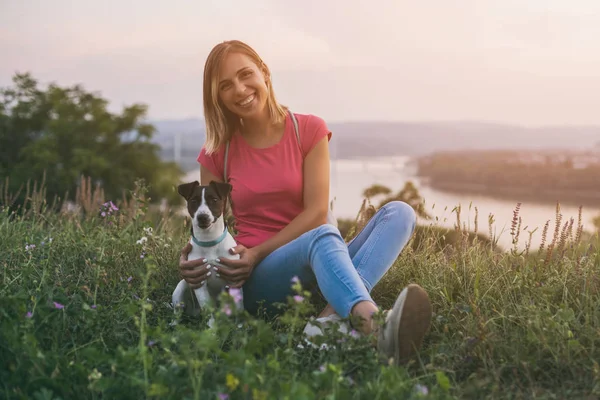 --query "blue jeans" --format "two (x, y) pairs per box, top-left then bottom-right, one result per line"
(242, 201), (417, 318)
